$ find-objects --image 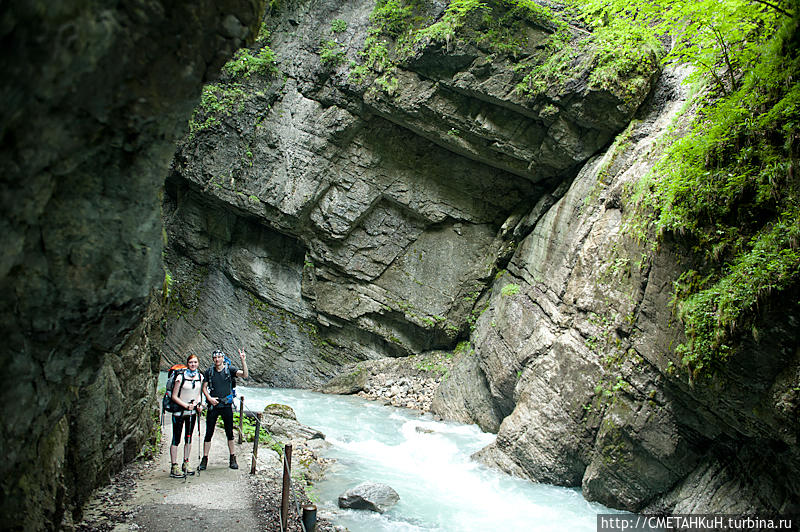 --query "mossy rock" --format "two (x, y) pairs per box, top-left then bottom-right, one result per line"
(263, 403), (296, 420)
